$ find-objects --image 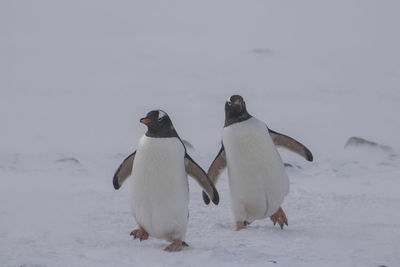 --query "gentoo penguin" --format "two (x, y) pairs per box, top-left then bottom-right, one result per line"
(203, 95), (313, 230)
(113, 110), (219, 251)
